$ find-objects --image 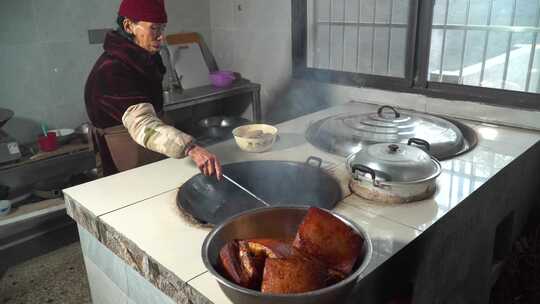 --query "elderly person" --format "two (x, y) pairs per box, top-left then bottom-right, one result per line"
(85, 0), (221, 179)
